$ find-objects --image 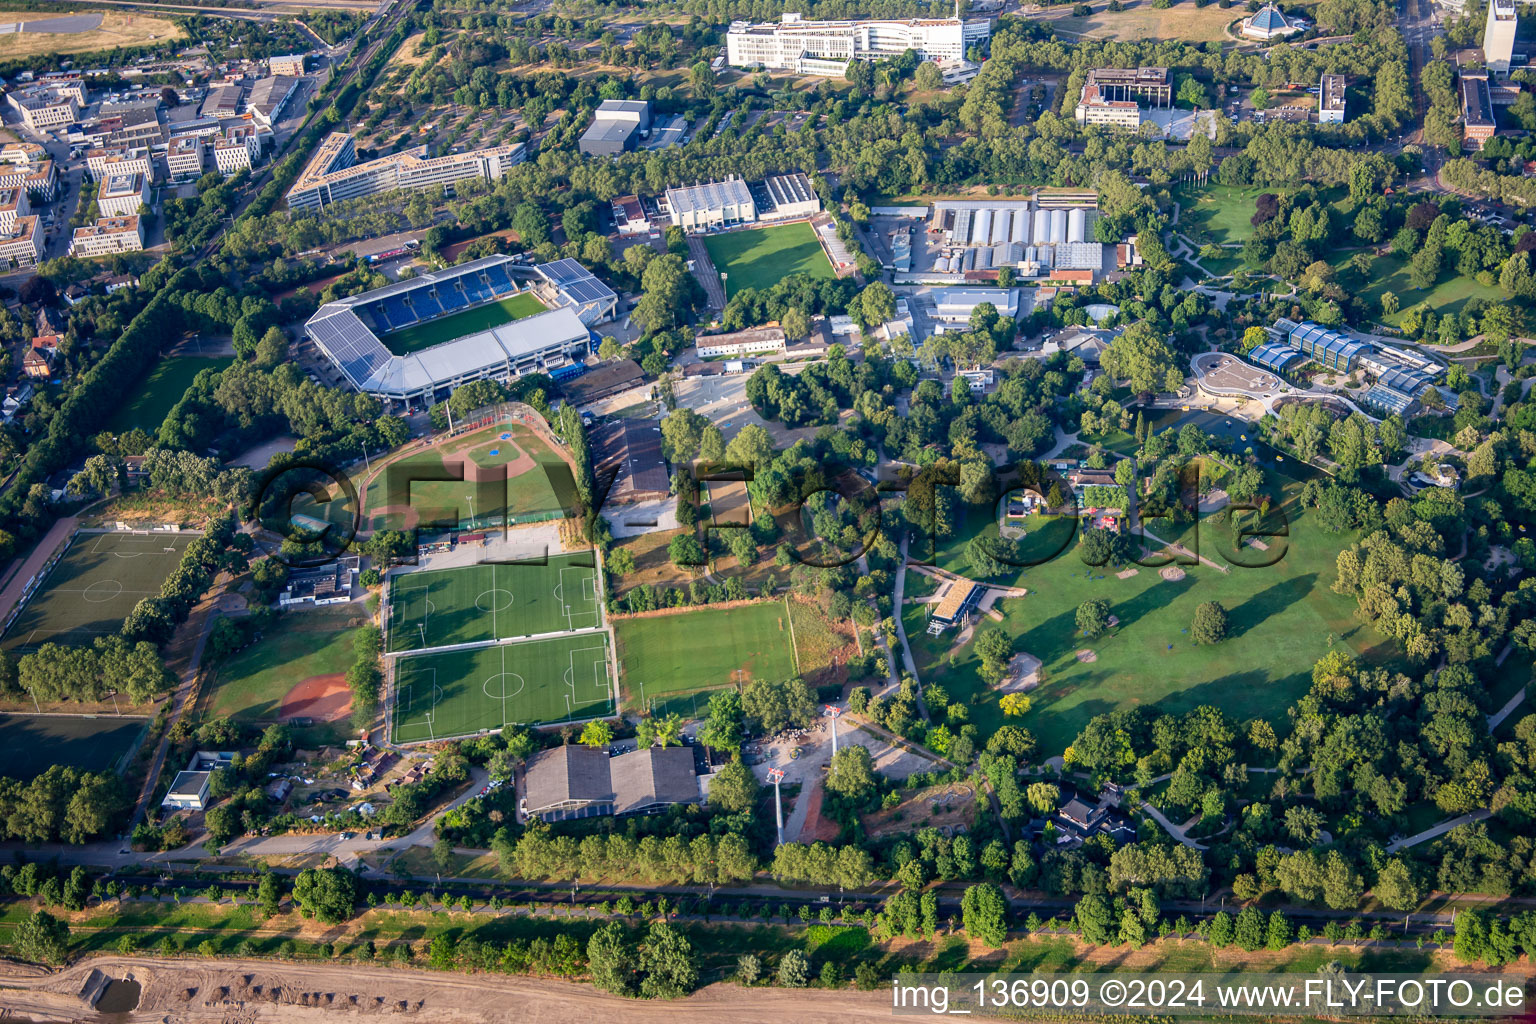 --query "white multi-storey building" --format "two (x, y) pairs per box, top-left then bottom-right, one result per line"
(0, 144), (57, 200)
(1319, 74), (1346, 123)
(98, 172), (150, 218)
(86, 147), (154, 183)
(7, 86), (81, 130)
(286, 132), (527, 210)
(213, 137), (255, 174)
(1485, 0), (1518, 75)
(166, 137), (205, 181)
(70, 216), (144, 257)
(0, 187), (41, 268)
(664, 178), (756, 231)
(725, 12), (990, 75)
